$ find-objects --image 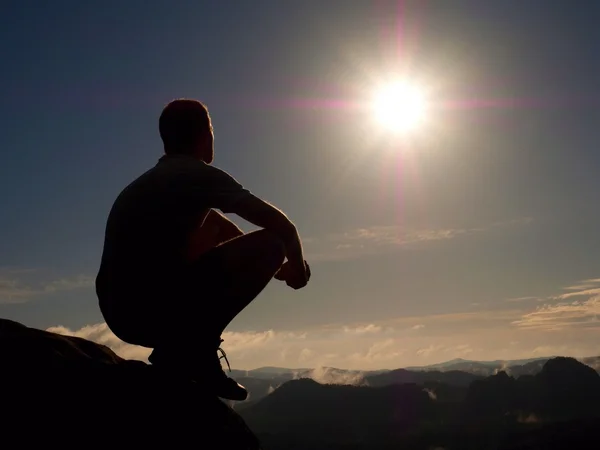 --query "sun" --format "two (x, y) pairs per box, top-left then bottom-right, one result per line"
(371, 81), (428, 133)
